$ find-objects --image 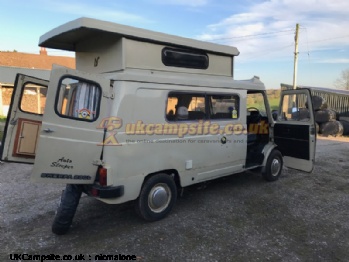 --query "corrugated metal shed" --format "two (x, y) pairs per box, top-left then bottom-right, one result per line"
(281, 83), (349, 117)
